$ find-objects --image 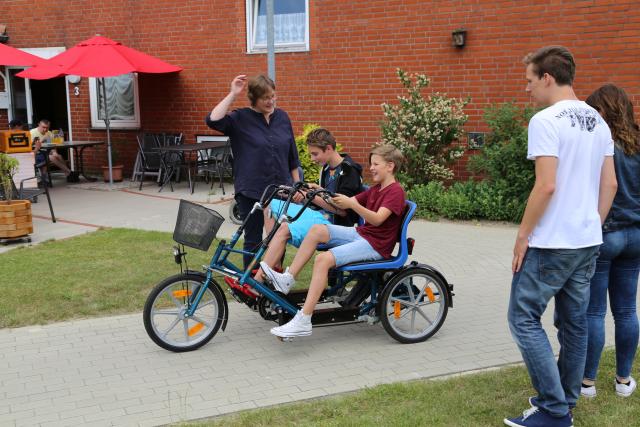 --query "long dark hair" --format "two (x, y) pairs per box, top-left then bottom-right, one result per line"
(586, 84), (640, 155)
